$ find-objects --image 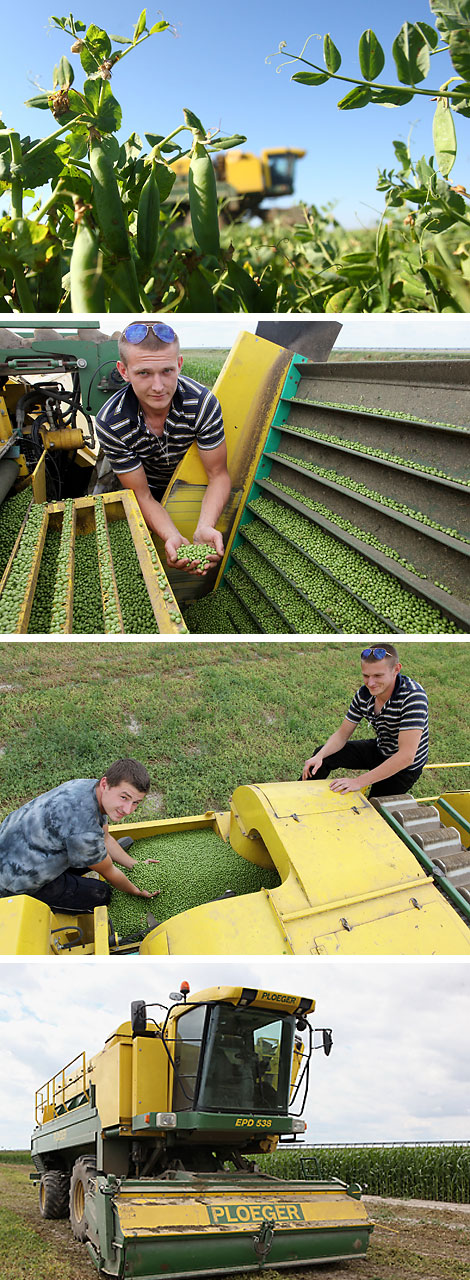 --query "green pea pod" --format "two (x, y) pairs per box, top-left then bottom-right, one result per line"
(106, 257), (141, 311)
(188, 141), (220, 257)
(432, 97), (457, 178)
(137, 164), (160, 265)
(89, 139), (129, 259)
(70, 222), (105, 312)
